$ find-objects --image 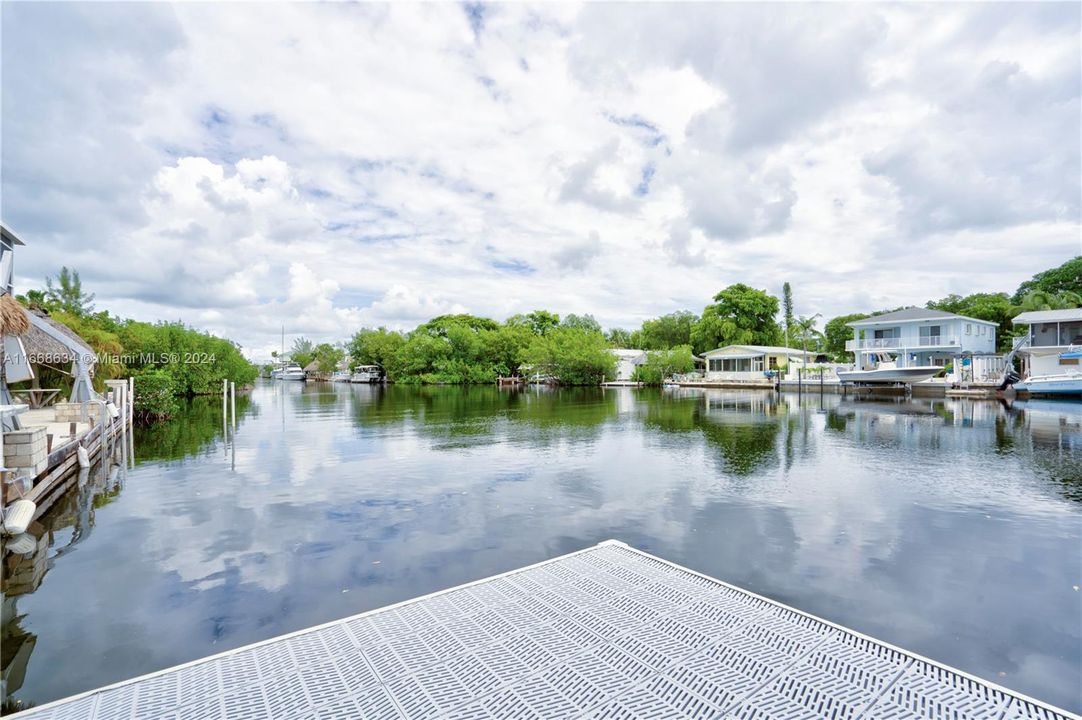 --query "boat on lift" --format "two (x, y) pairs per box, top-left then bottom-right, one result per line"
(837, 352), (941, 384)
(1012, 347), (1082, 397)
(350, 365), (384, 383)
